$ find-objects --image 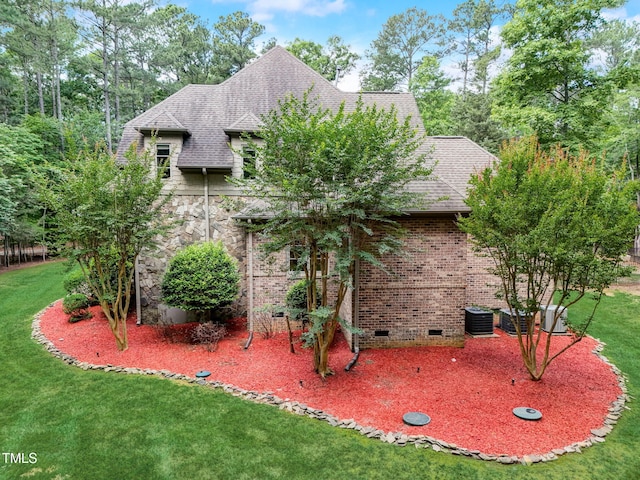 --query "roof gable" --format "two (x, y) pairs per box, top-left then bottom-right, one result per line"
(117, 47), (496, 213)
(135, 110), (190, 135)
(225, 112), (262, 135)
